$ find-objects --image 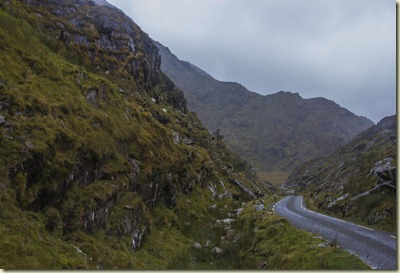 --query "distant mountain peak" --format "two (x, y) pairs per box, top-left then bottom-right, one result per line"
(156, 41), (374, 173)
(93, 0), (111, 6)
